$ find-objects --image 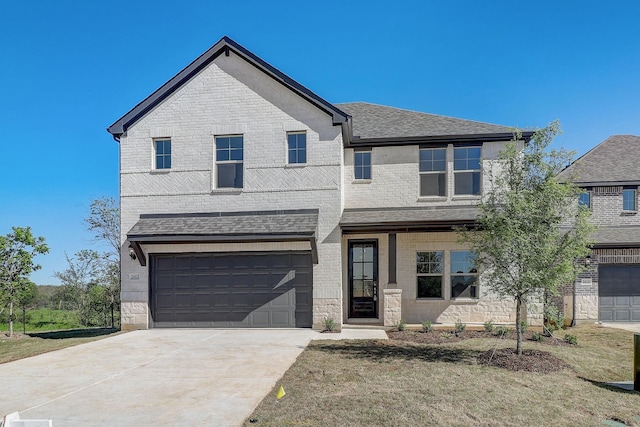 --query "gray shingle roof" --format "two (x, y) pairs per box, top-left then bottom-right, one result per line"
(340, 206), (479, 229)
(558, 135), (640, 184)
(336, 102), (514, 140)
(127, 210), (318, 239)
(592, 226), (640, 247)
